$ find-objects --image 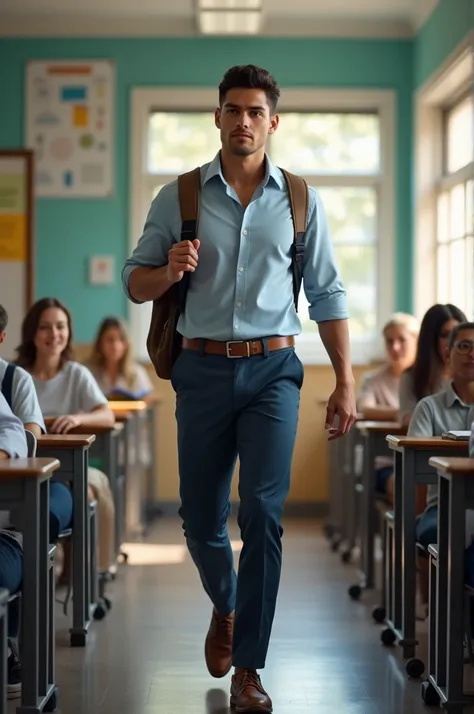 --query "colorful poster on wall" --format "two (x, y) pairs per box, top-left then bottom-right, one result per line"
(0, 158), (27, 260)
(25, 60), (114, 197)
